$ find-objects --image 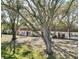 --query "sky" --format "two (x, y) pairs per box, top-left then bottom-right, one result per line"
(65, 0), (70, 2)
